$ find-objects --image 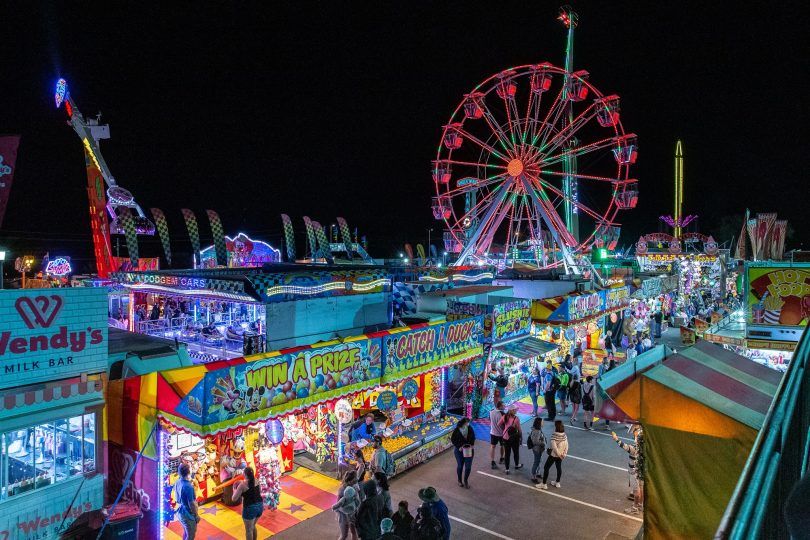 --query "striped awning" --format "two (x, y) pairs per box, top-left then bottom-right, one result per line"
(494, 337), (559, 360)
(644, 340), (781, 429)
(2, 379), (102, 411)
